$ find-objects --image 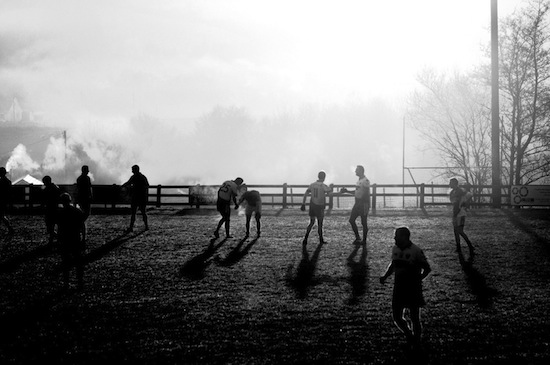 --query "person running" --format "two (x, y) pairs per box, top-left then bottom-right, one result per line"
(449, 178), (474, 256)
(0, 167), (15, 234)
(42, 175), (61, 244)
(76, 165), (93, 220)
(340, 165), (370, 245)
(121, 165), (150, 232)
(237, 184), (262, 238)
(56, 193), (86, 290)
(301, 171), (332, 245)
(380, 227), (432, 347)
(214, 177), (243, 239)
